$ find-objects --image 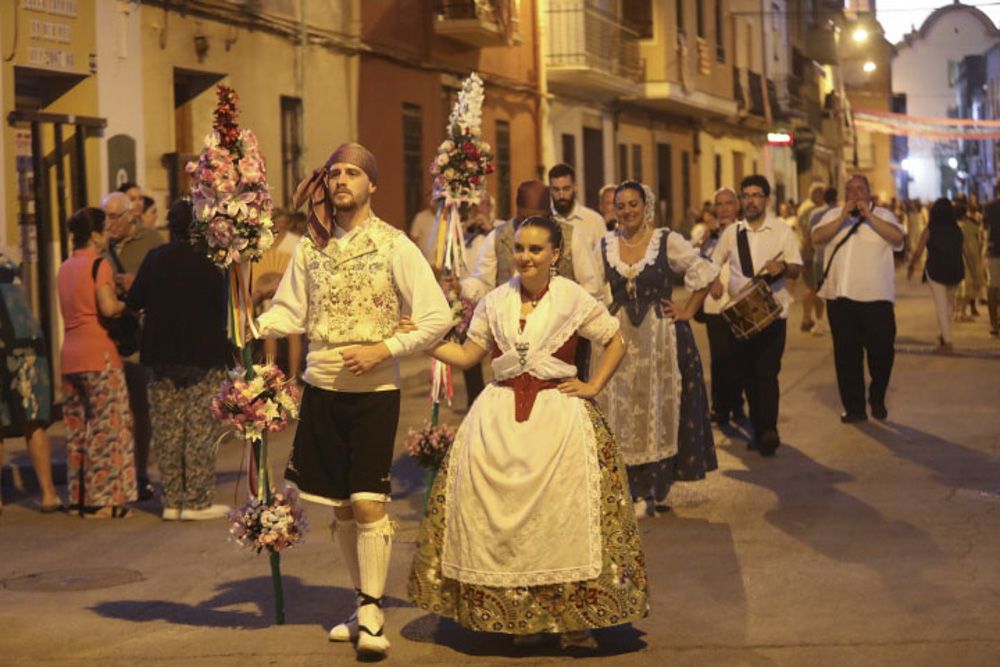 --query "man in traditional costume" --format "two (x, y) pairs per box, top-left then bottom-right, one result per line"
(257, 143), (451, 657)
(458, 181), (604, 303)
(409, 215), (648, 645)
